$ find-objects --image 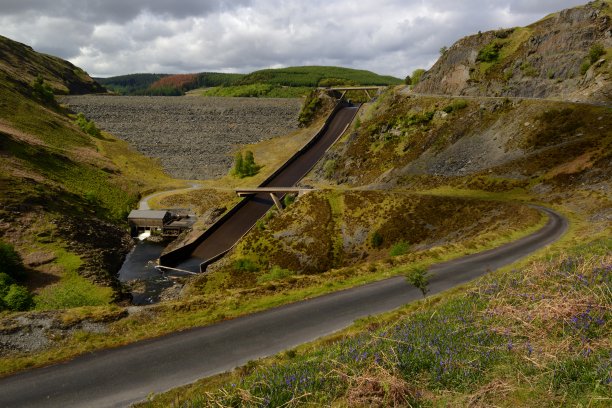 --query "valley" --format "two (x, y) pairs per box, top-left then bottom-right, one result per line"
(0, 1), (610, 406)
